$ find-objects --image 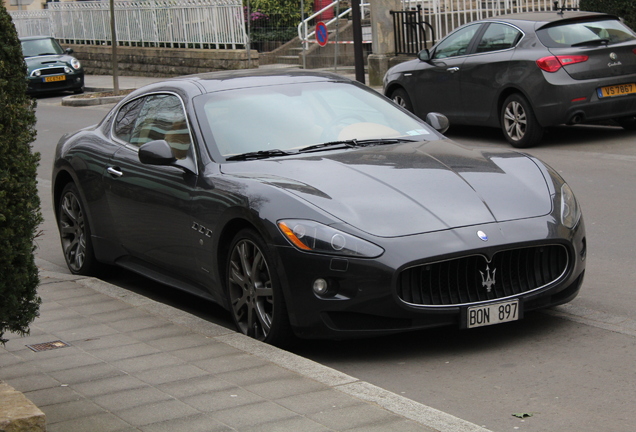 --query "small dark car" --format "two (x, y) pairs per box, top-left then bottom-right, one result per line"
(52, 70), (586, 346)
(384, 11), (636, 147)
(21, 36), (84, 95)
